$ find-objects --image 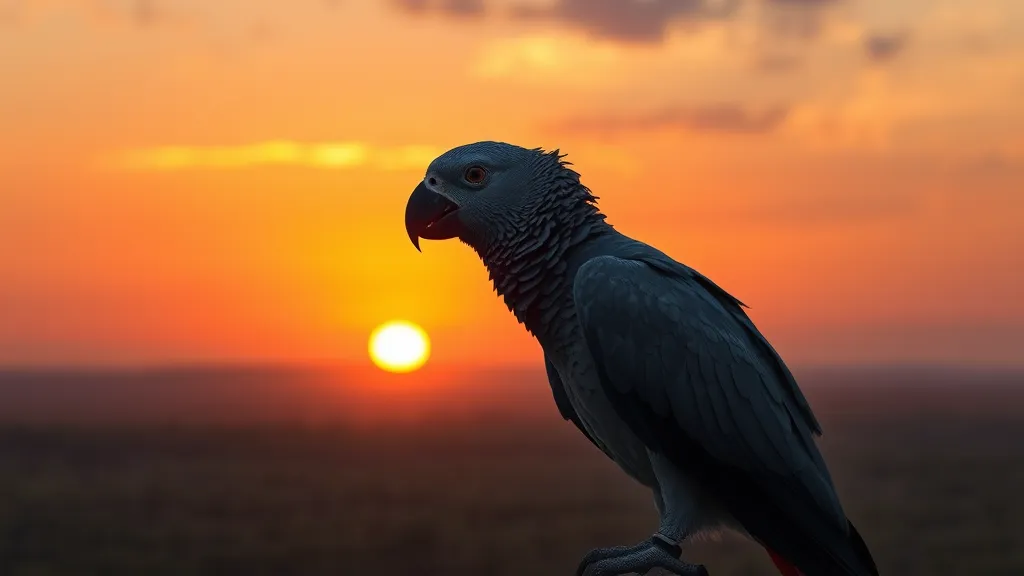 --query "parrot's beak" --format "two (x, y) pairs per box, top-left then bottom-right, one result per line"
(404, 181), (462, 252)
